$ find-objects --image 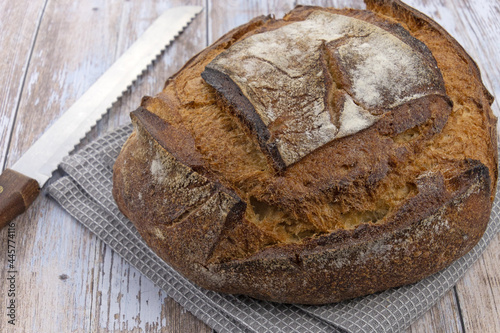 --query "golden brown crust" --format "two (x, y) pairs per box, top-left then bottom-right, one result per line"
(200, 159), (491, 303)
(202, 8), (450, 171)
(365, 0), (498, 189)
(112, 0), (497, 304)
